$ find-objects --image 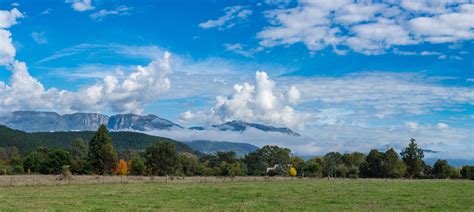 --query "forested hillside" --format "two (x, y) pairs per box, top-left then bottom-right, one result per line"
(187, 140), (258, 157)
(0, 125), (197, 155)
